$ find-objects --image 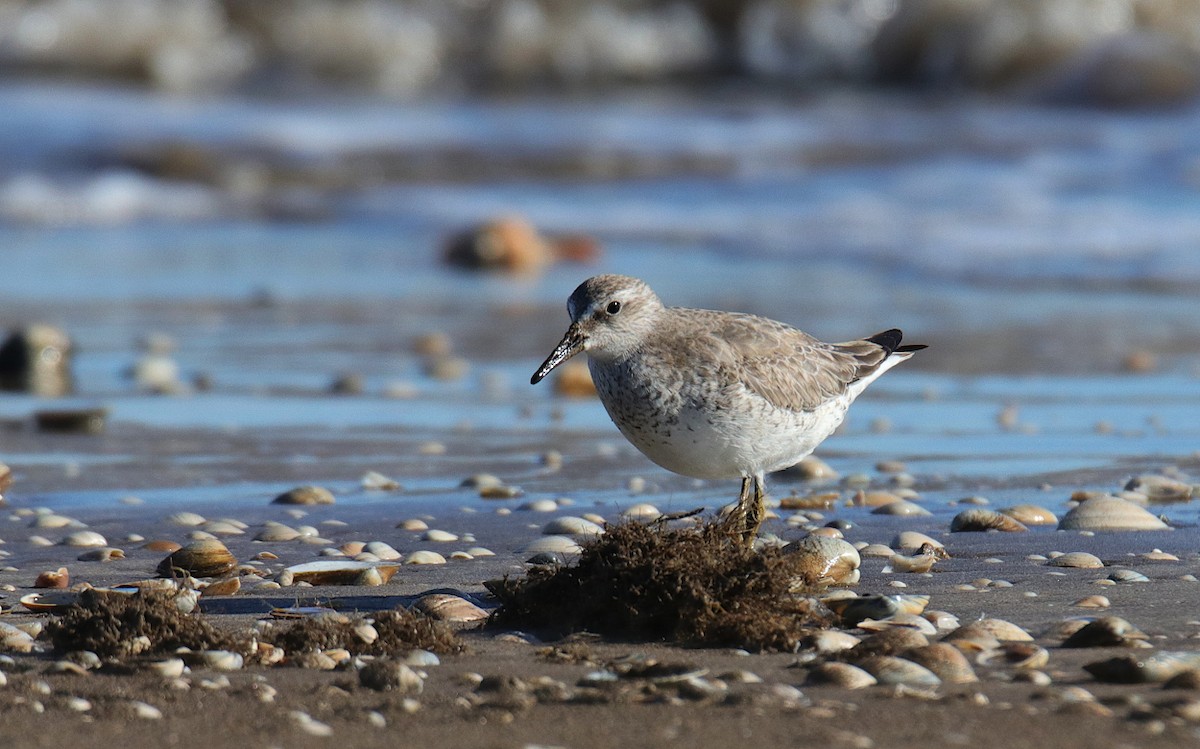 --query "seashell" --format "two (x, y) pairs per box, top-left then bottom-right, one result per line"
(201, 520), (245, 536)
(518, 498), (559, 513)
(1084, 651), (1200, 684)
(361, 470), (402, 491)
(854, 655), (940, 687)
(359, 660), (424, 693)
(411, 593), (488, 623)
(824, 594), (927, 626)
(1058, 495), (1169, 531)
(77, 547), (125, 562)
(783, 535), (861, 587)
(1142, 549), (1179, 561)
(853, 627), (929, 656)
(853, 491), (902, 507)
(871, 500), (931, 517)
(906, 644), (978, 683)
(157, 539), (237, 578)
(860, 543), (896, 558)
(621, 503), (662, 521)
(808, 630), (861, 654)
(998, 504), (1058, 526)
(181, 650), (243, 671)
(524, 535), (583, 556)
(467, 546), (496, 557)
(404, 550), (447, 565)
(780, 455), (839, 481)
(201, 577), (241, 597)
(1074, 595), (1111, 608)
(0, 621), (37, 653)
(945, 618), (1033, 644)
(1062, 616), (1148, 648)
(891, 531), (944, 553)
(1048, 551), (1104, 569)
(805, 662), (876, 688)
(543, 516), (605, 537)
(779, 492), (838, 510)
(923, 610), (960, 631)
(34, 567), (69, 588)
(885, 551), (939, 573)
(61, 530), (107, 547)
(166, 511), (206, 526)
(857, 613), (938, 636)
(31, 513), (85, 529)
(422, 529), (458, 542)
(1124, 475), (1193, 503)
(398, 518), (428, 531)
(950, 509), (1027, 533)
(1108, 569), (1150, 583)
(142, 539), (182, 553)
(254, 523), (301, 542)
(271, 485), (335, 506)
(363, 541), (402, 561)
(977, 642), (1049, 670)
(1163, 670), (1200, 690)
(282, 560), (400, 585)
